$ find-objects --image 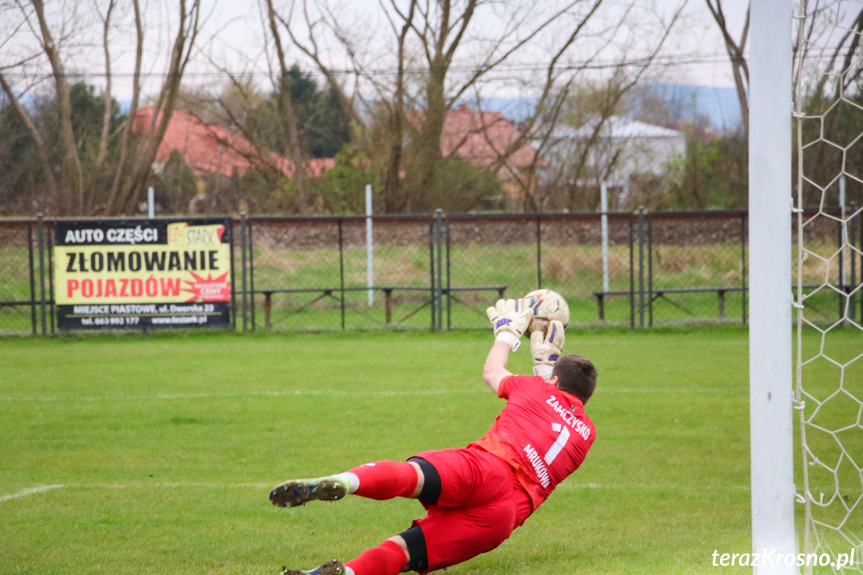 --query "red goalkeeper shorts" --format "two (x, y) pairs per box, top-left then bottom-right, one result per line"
(410, 446), (534, 572)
